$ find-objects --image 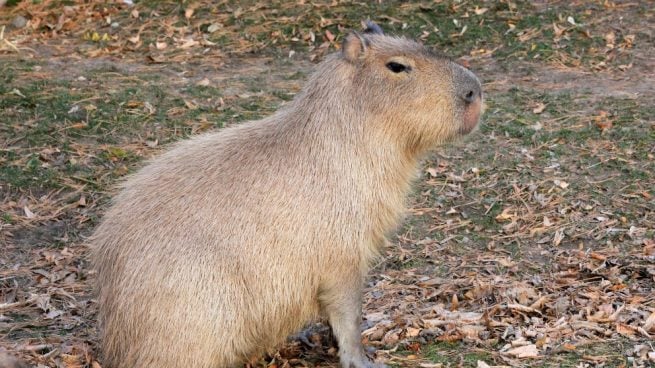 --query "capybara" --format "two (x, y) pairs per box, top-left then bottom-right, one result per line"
(92, 22), (482, 368)
(0, 352), (28, 368)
